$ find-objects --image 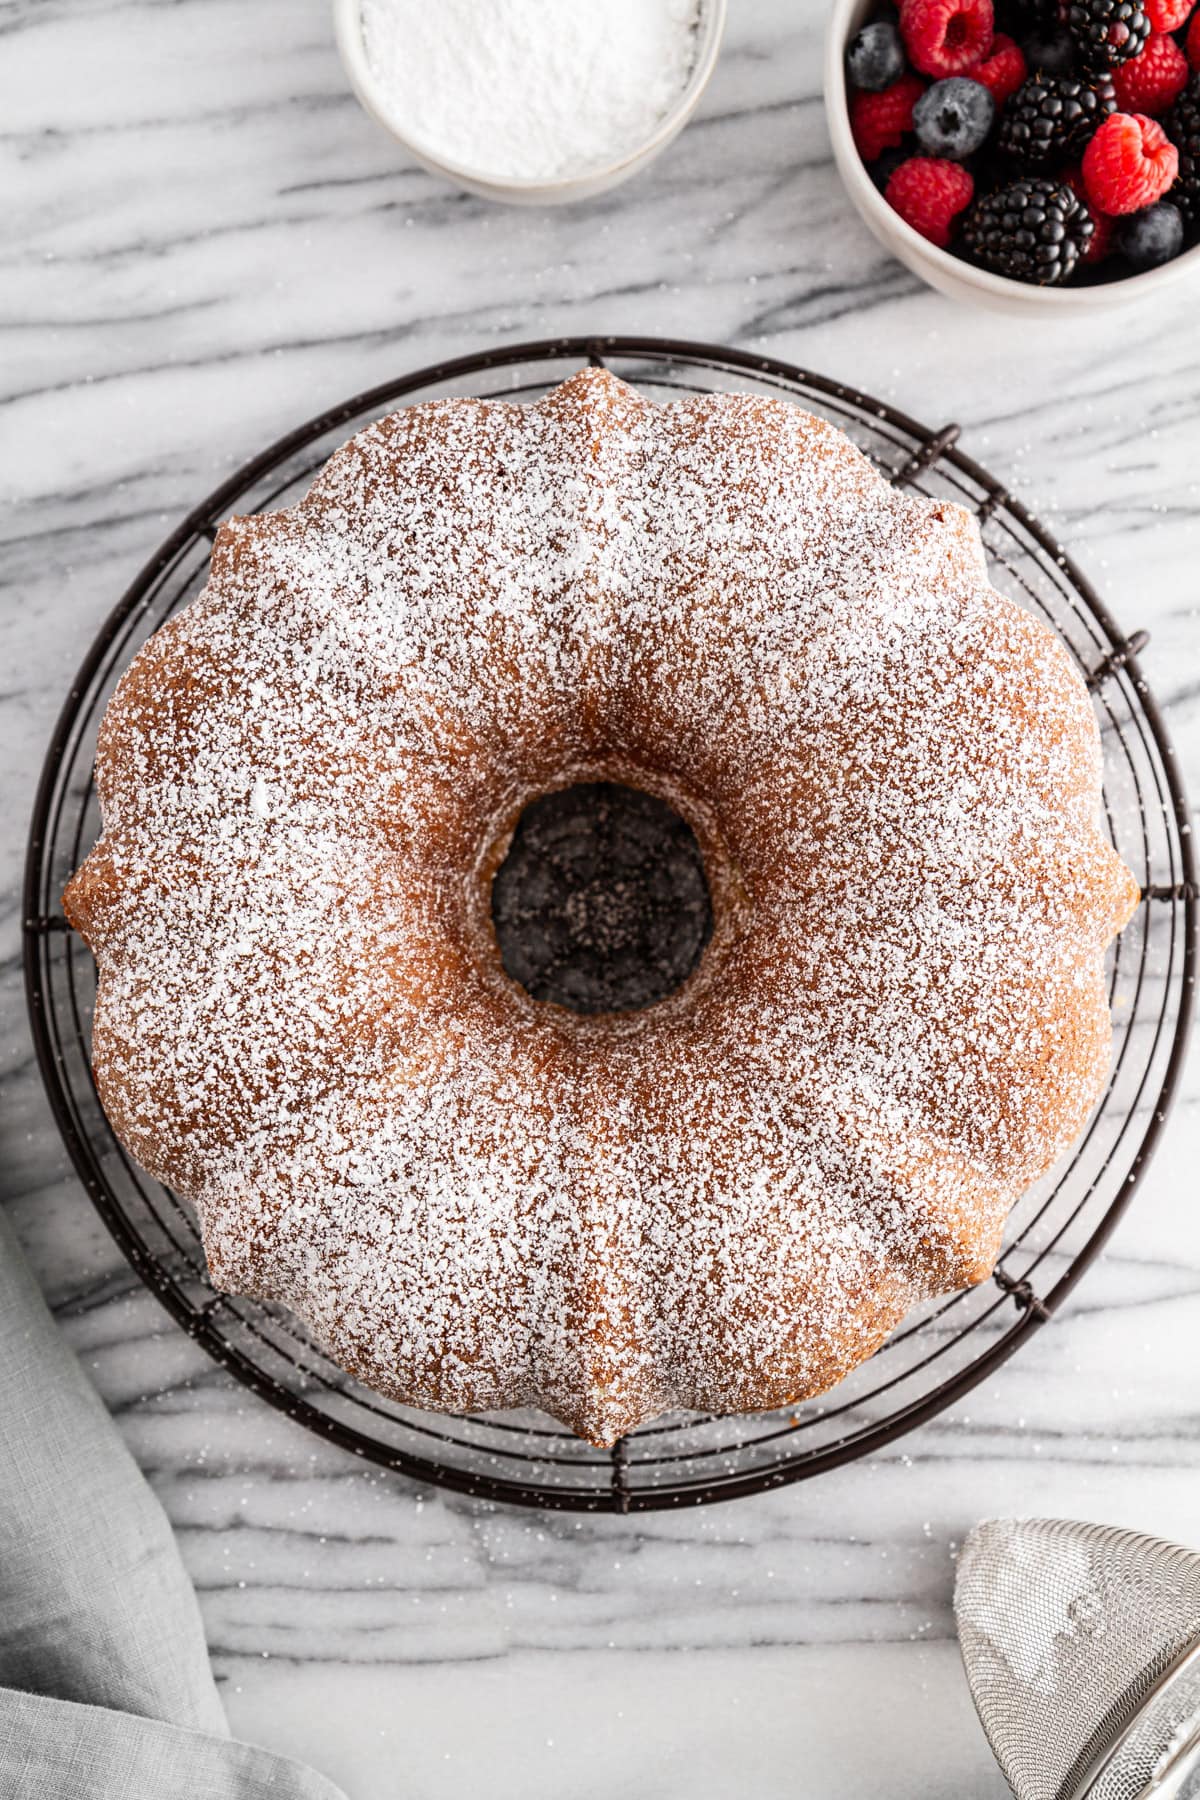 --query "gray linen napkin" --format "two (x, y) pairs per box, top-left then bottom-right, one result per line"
(0, 1204), (347, 1799)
